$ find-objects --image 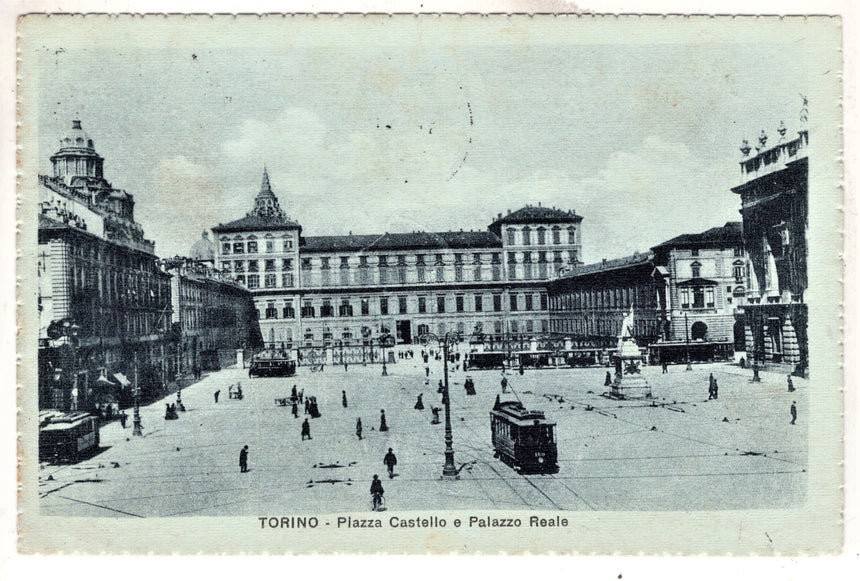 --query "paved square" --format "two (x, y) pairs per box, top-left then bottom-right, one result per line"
(39, 358), (807, 517)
